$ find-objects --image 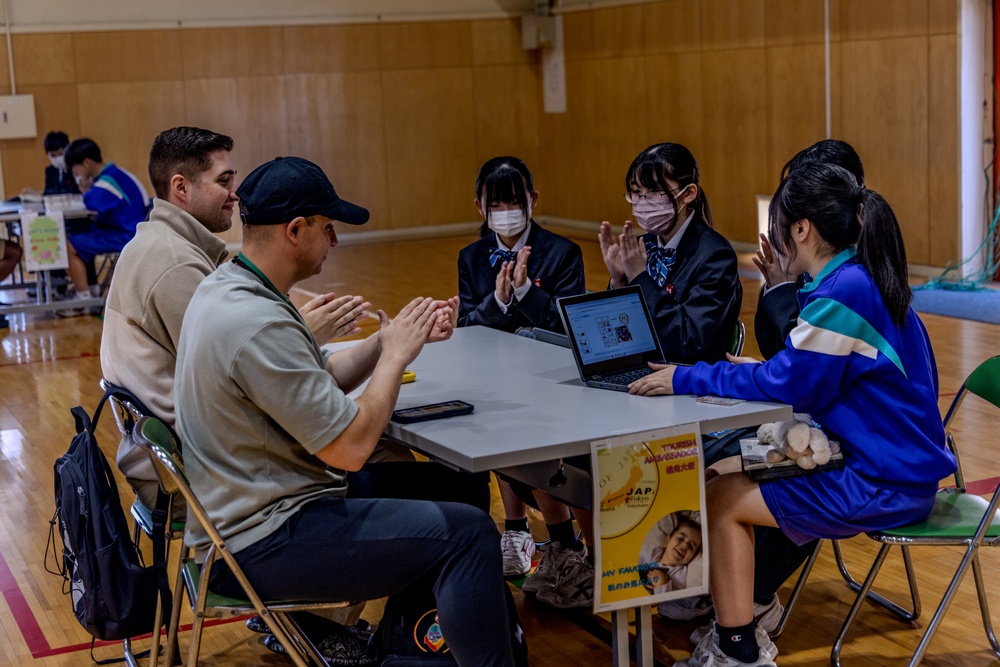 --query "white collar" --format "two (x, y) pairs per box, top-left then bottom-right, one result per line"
(658, 211), (695, 250)
(495, 220), (533, 252)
